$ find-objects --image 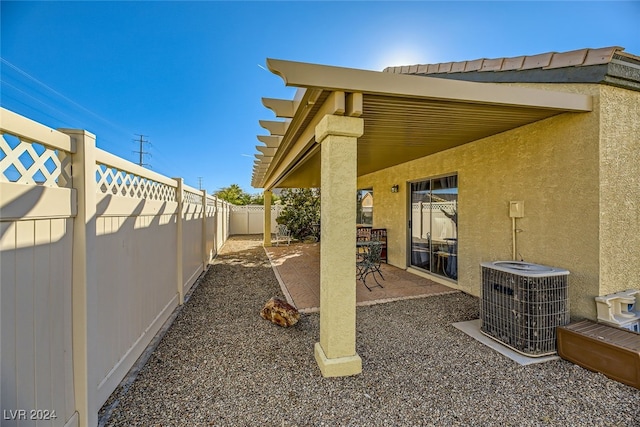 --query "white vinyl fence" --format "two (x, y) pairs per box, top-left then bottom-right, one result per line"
(411, 201), (458, 241)
(0, 108), (231, 427)
(229, 204), (282, 235)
